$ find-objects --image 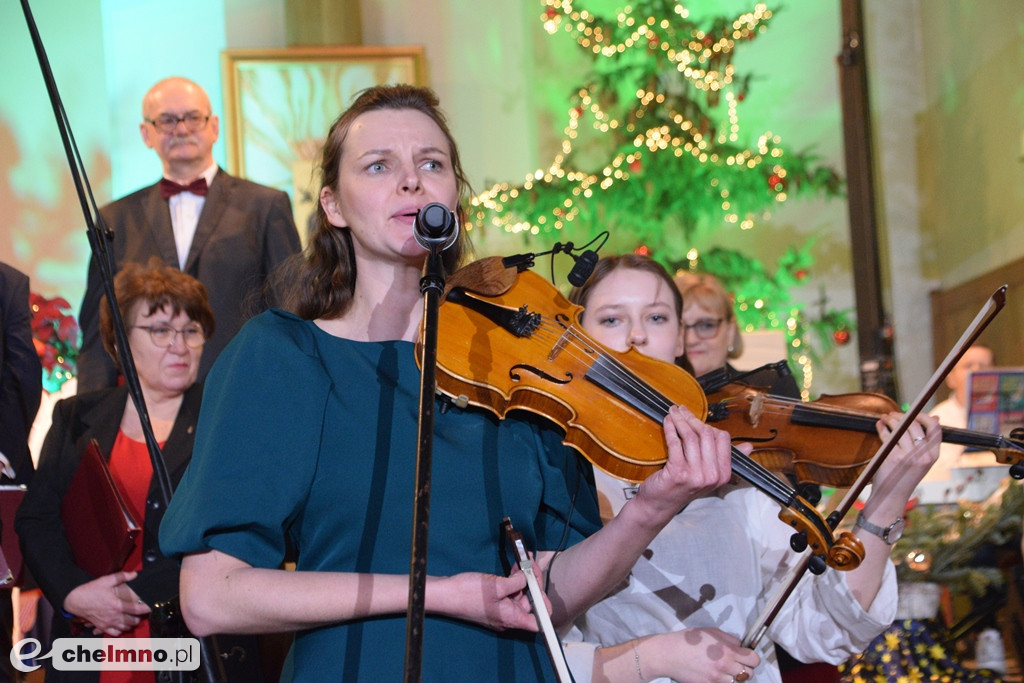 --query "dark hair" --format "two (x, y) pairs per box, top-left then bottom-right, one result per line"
(674, 272), (743, 358)
(100, 257), (214, 372)
(568, 253), (683, 319)
(284, 84), (472, 320)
